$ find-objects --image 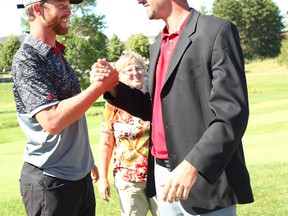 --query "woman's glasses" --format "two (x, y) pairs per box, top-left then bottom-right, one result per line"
(123, 65), (144, 75)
